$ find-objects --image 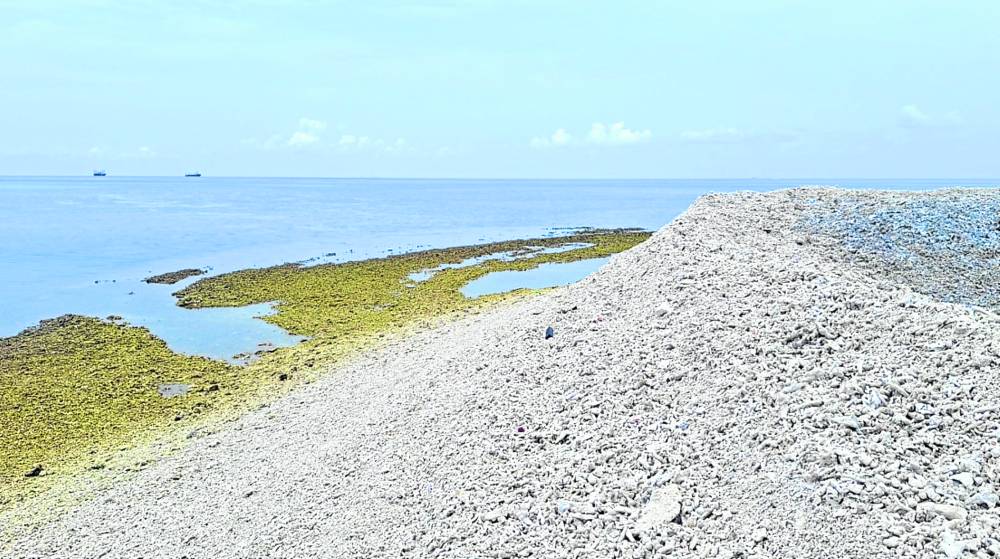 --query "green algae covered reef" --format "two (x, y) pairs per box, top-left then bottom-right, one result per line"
(175, 230), (649, 340)
(0, 316), (240, 510)
(0, 230), (649, 514)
